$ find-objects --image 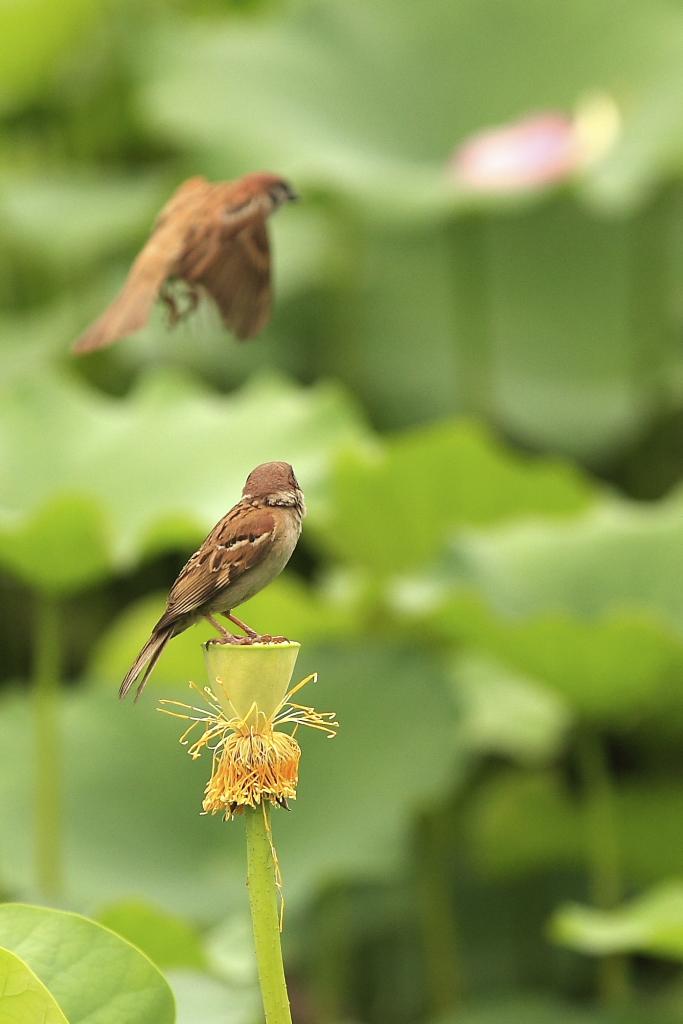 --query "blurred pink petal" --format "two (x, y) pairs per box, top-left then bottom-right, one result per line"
(450, 113), (579, 192)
